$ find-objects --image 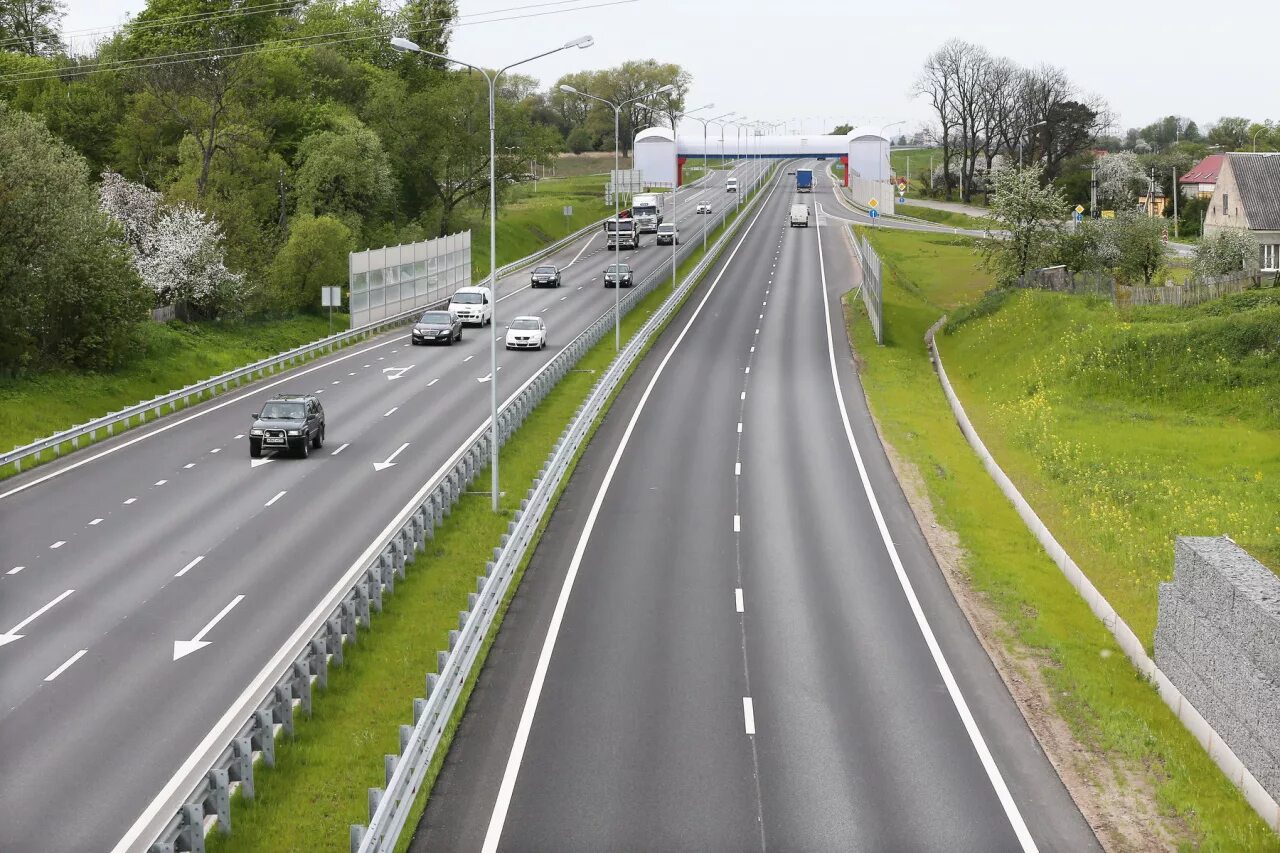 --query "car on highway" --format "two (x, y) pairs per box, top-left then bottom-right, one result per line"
(448, 286), (493, 326)
(530, 264), (561, 288)
(410, 310), (462, 345)
(505, 316), (547, 350)
(656, 223), (680, 245)
(249, 393), (325, 458)
(604, 263), (634, 288)
(695, 203), (712, 214)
